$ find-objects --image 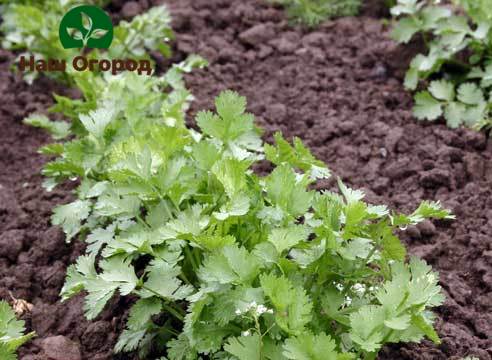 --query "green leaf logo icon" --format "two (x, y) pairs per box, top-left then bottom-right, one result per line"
(81, 12), (92, 32)
(59, 5), (113, 49)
